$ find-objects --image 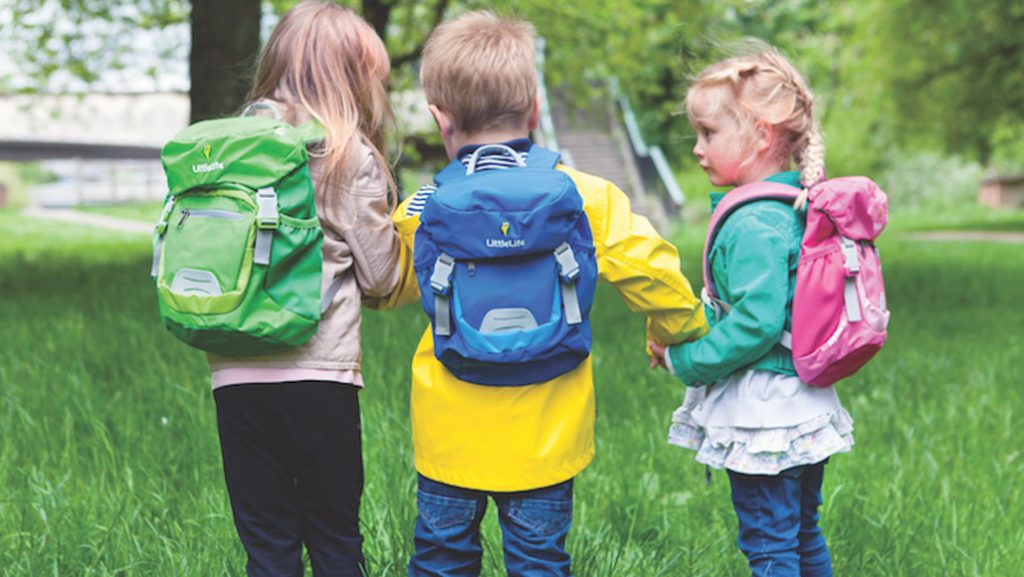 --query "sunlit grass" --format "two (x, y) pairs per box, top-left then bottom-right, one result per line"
(1, 212), (1021, 575)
